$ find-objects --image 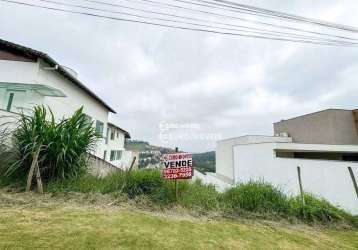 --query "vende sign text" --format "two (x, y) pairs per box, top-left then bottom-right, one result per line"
(162, 153), (193, 180)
